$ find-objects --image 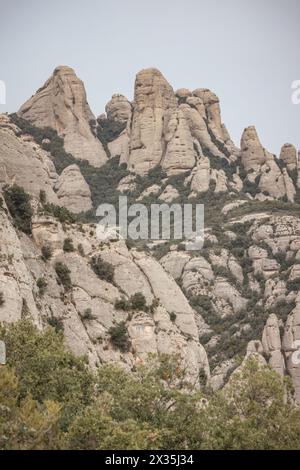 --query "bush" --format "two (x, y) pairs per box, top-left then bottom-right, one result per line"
(130, 292), (147, 311)
(0, 291), (4, 307)
(47, 317), (64, 334)
(81, 308), (95, 321)
(198, 368), (207, 388)
(39, 189), (46, 204)
(55, 262), (72, 291)
(4, 185), (33, 234)
(286, 277), (300, 293)
(41, 245), (53, 261)
(90, 256), (114, 283)
(114, 297), (130, 311)
(96, 119), (127, 149)
(78, 243), (85, 256)
(63, 238), (75, 252)
(108, 322), (130, 352)
(37, 278), (47, 296)
(21, 298), (30, 318)
(43, 203), (76, 223)
(169, 312), (177, 323)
